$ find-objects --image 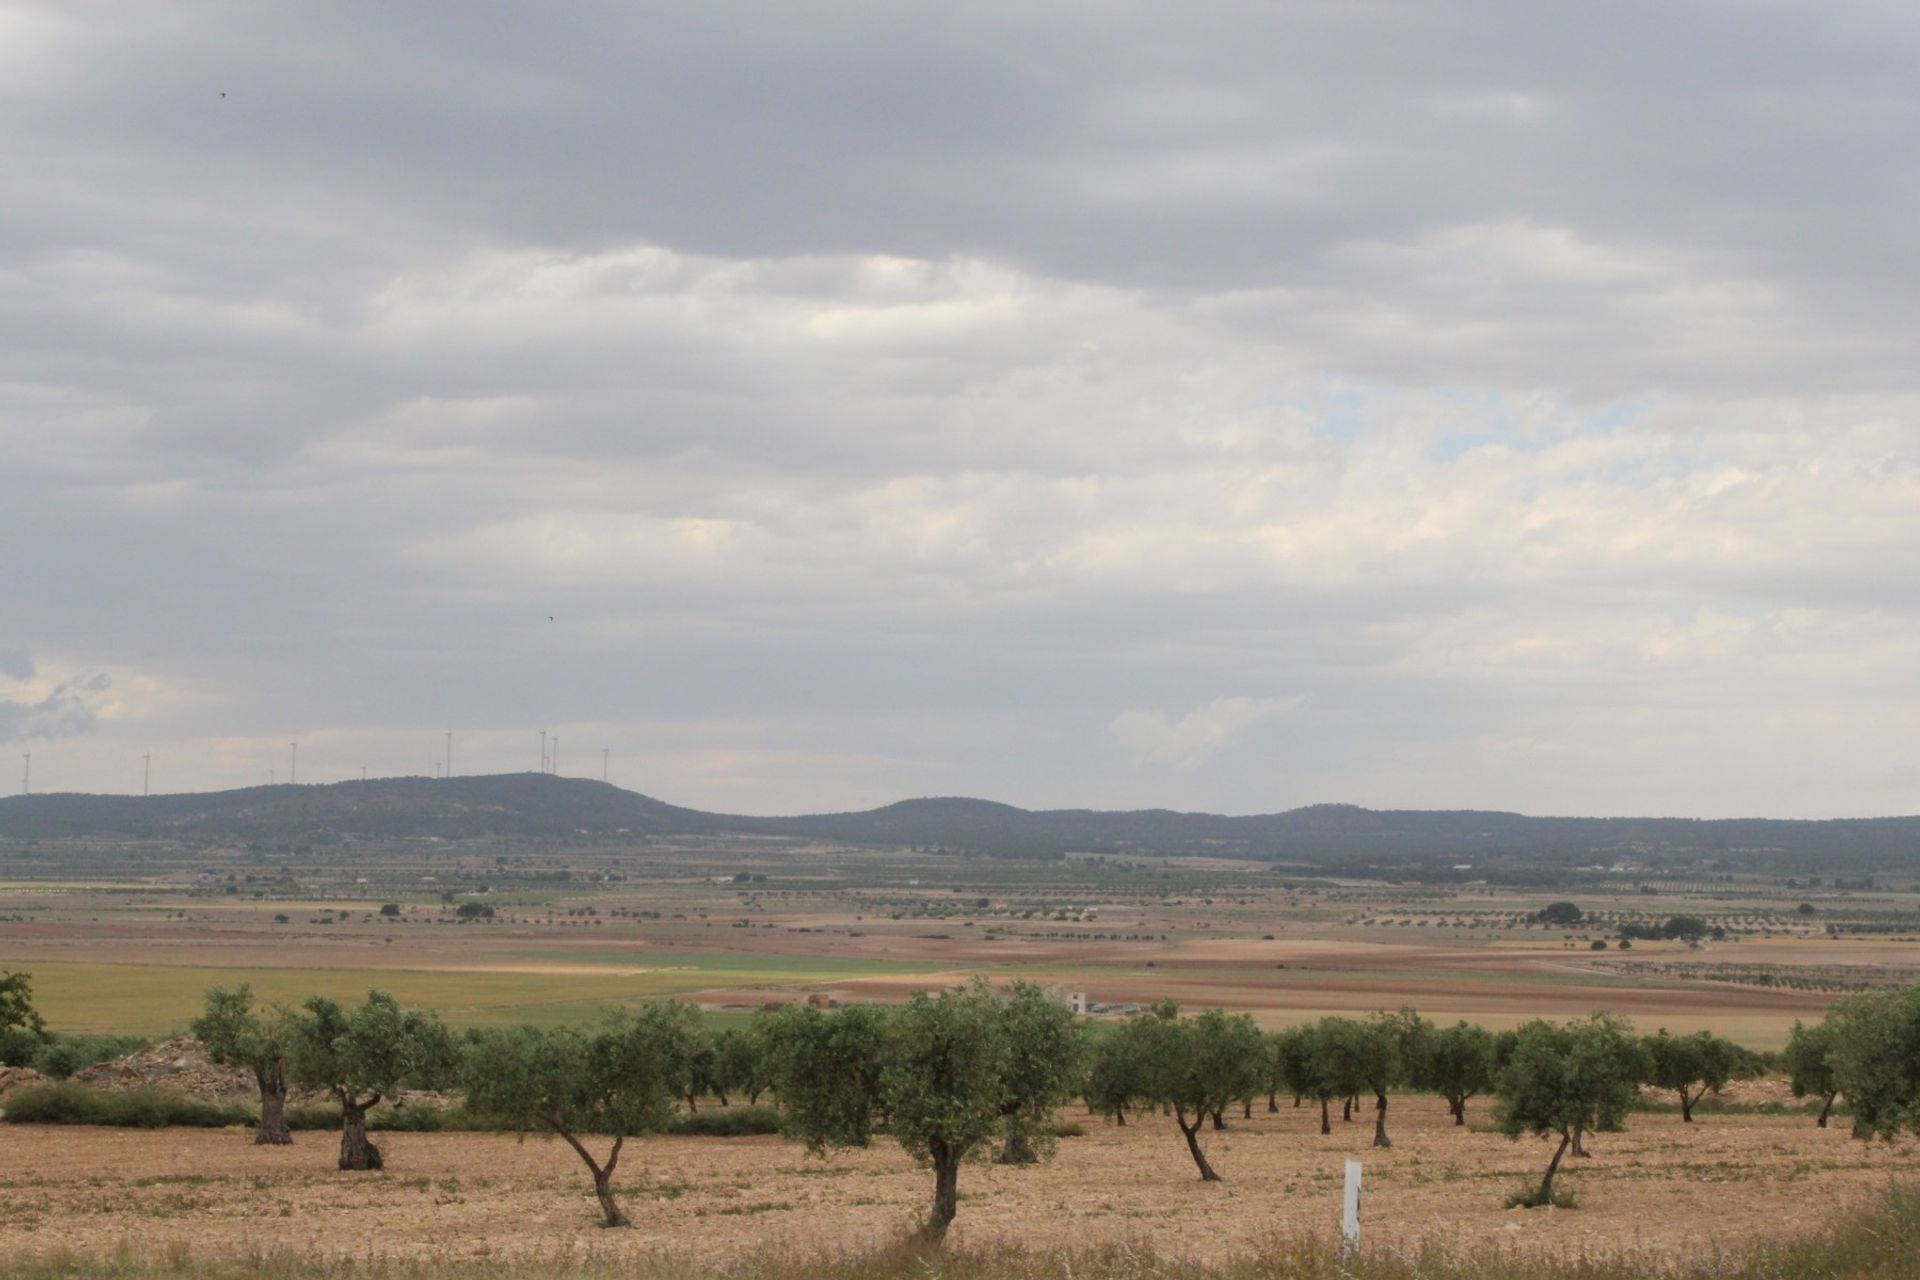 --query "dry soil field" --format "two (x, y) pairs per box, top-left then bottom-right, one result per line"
(6, 834), (1919, 1272)
(7, 834), (1916, 1048)
(1, 1097), (1913, 1269)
